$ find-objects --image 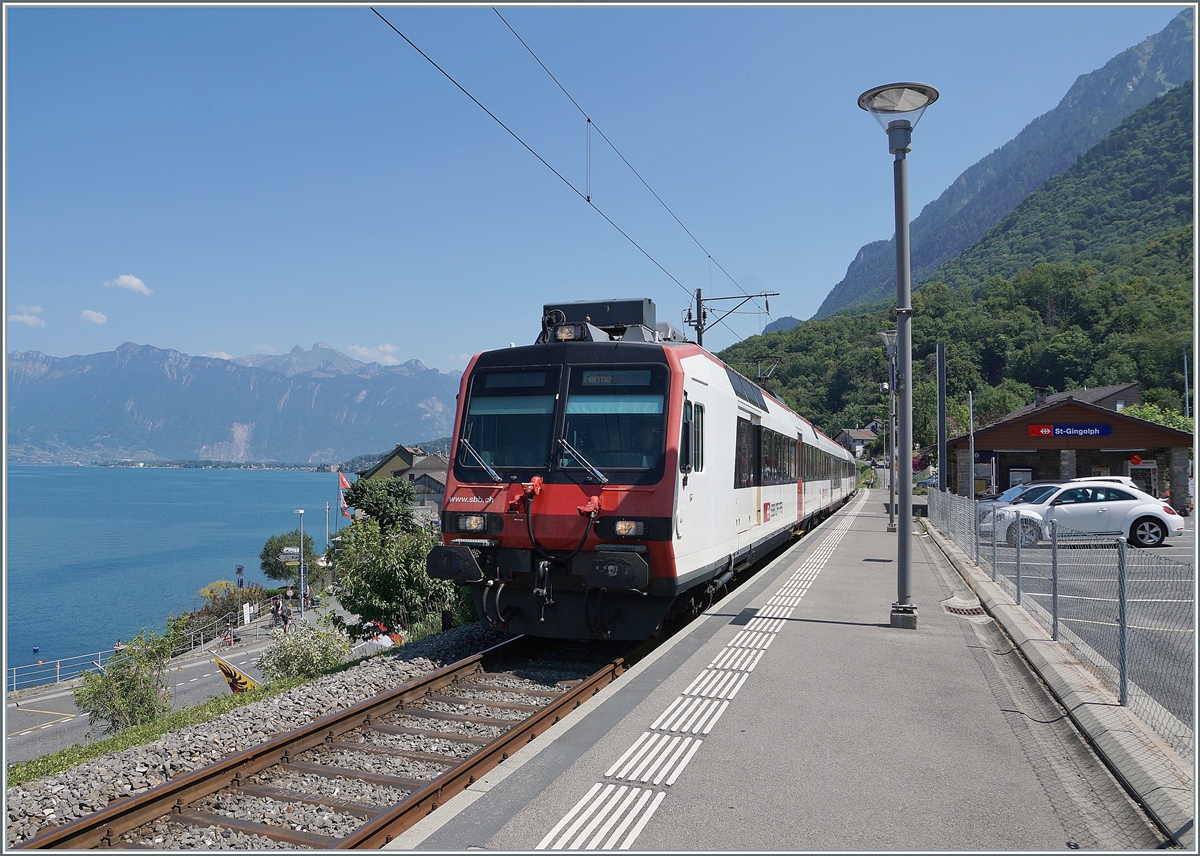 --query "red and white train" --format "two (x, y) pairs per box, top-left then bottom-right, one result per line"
(427, 299), (856, 640)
